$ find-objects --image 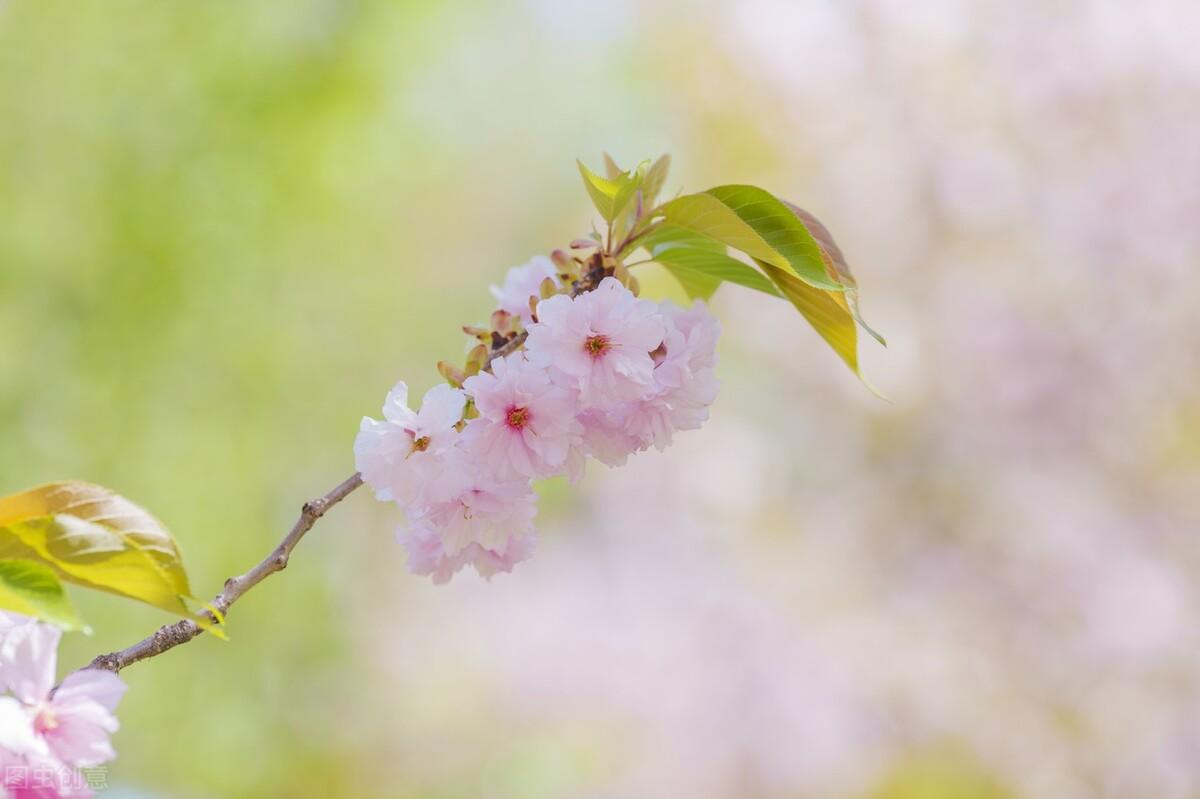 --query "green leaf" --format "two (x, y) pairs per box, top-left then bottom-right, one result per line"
(641, 154), (671, 206)
(0, 559), (88, 631)
(640, 222), (727, 253)
(579, 158), (649, 230)
(645, 226), (782, 299)
(659, 261), (722, 300)
(0, 481), (198, 620)
(577, 160), (626, 222)
(660, 186), (845, 291)
(602, 152), (623, 180)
